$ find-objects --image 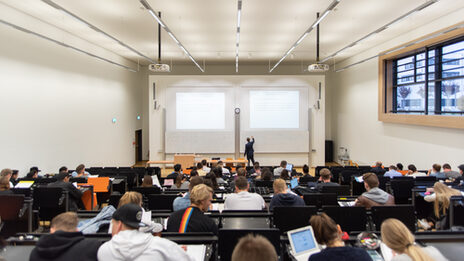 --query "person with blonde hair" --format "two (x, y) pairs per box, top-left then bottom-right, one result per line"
(231, 234), (277, 261)
(118, 191), (143, 208)
(424, 182), (464, 229)
(167, 184), (218, 234)
(308, 213), (371, 261)
(269, 178), (304, 210)
(381, 218), (447, 261)
(0, 175), (13, 195)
